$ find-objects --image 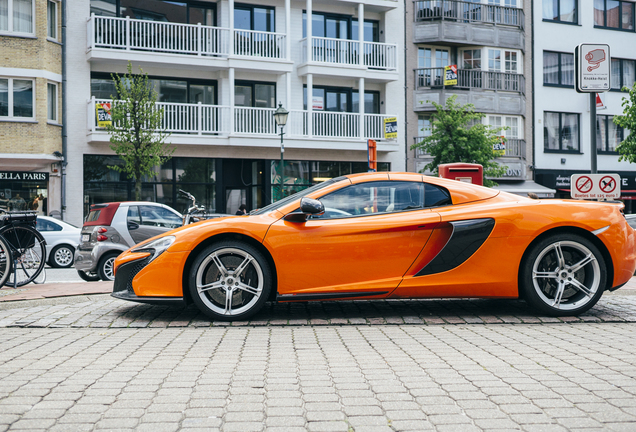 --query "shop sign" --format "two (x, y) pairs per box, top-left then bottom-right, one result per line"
(383, 117), (398, 139)
(0, 171), (49, 181)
